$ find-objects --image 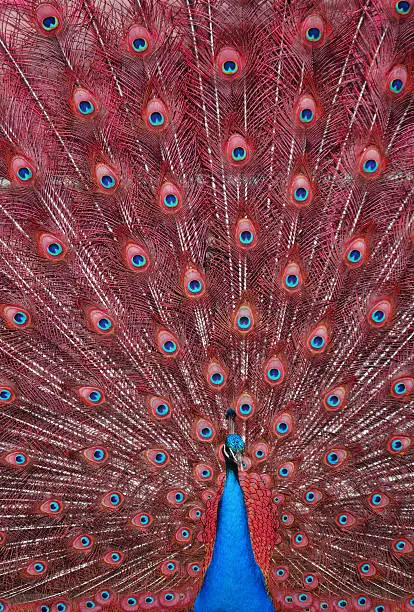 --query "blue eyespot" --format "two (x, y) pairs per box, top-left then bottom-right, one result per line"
(155, 452), (167, 464)
(277, 569), (285, 576)
(100, 174), (115, 189)
(294, 187), (308, 202)
(201, 469), (211, 478)
(375, 607), (385, 612)
(140, 515), (149, 525)
(285, 274), (299, 288)
(279, 467), (289, 477)
(17, 167), (33, 181)
(255, 449), (264, 458)
(239, 230), (253, 244)
(34, 562), (44, 572)
(149, 112), (164, 126)
(321, 605), (328, 610)
(395, 1), (411, 14)
(372, 309), (385, 323)
(347, 249), (361, 262)
(78, 100), (94, 115)
(276, 422), (288, 434)
(155, 403), (169, 416)
(232, 147), (246, 161)
(81, 536), (90, 546)
(175, 492), (184, 503)
(285, 596), (293, 603)
(127, 598), (136, 607)
(390, 78), (403, 93)
(310, 335), (325, 349)
(268, 368), (281, 381)
(132, 38), (148, 52)
(306, 27), (321, 41)
(223, 60), (237, 74)
(42, 16), (58, 30)
(192, 564), (200, 571)
(357, 598), (367, 606)
(49, 501), (60, 512)
(372, 494), (382, 505)
(396, 540), (406, 550)
(300, 108), (313, 122)
(162, 340), (176, 353)
(13, 311), (27, 325)
(181, 530), (189, 538)
(200, 427), (213, 439)
(98, 317), (112, 330)
(15, 454), (26, 464)
(295, 534), (303, 543)
(0, 389), (11, 401)
(111, 552), (120, 561)
(305, 491), (315, 502)
(240, 403), (252, 415)
(195, 510), (201, 517)
(237, 316), (251, 329)
(89, 390), (101, 403)
(338, 600), (347, 609)
(110, 493), (120, 505)
(361, 563), (370, 573)
(281, 514), (288, 523)
(167, 562), (175, 570)
(327, 452), (339, 465)
(210, 372), (224, 385)
(164, 193), (178, 208)
(338, 514), (347, 524)
(93, 449), (104, 460)
(188, 279), (202, 293)
(394, 382), (406, 395)
(392, 439), (402, 450)
(101, 592), (110, 600)
(165, 594), (174, 601)
(299, 594), (308, 602)
(86, 605), (96, 611)
(41, 606), (50, 612)
(145, 598), (154, 605)
(327, 394), (340, 407)
(132, 254), (146, 267)
(47, 242), (63, 256)
(363, 159), (378, 173)
(305, 575), (313, 584)
(410, 599), (414, 608)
